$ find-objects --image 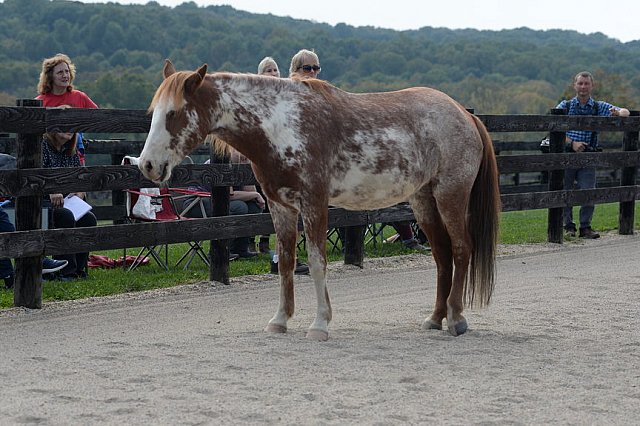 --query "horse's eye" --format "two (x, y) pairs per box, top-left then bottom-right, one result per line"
(166, 111), (175, 120)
